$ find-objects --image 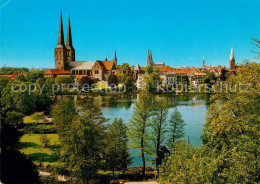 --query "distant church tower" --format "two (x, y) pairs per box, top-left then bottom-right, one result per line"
(229, 47), (235, 70)
(55, 13), (67, 70)
(113, 50), (117, 65)
(66, 16), (75, 62)
(147, 49), (153, 66)
(202, 56), (205, 68)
